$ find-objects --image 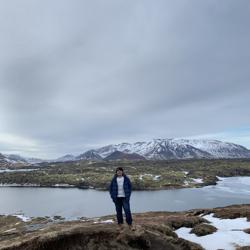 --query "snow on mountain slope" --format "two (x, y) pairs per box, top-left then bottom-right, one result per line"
(54, 154), (76, 162)
(93, 139), (211, 160)
(0, 153), (31, 167)
(4, 154), (28, 163)
(142, 139), (212, 160)
(2, 138), (249, 164)
(91, 138), (250, 160)
(172, 139), (250, 158)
